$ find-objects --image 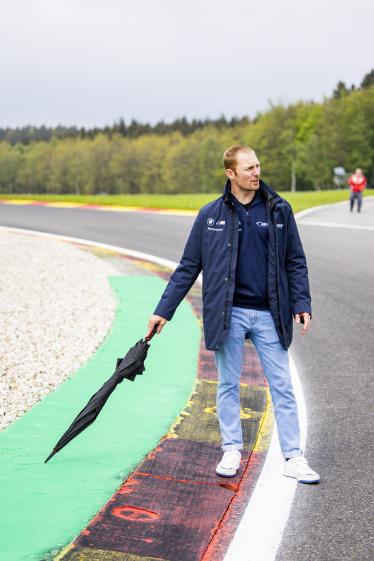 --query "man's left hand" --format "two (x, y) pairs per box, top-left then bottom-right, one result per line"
(294, 312), (311, 335)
